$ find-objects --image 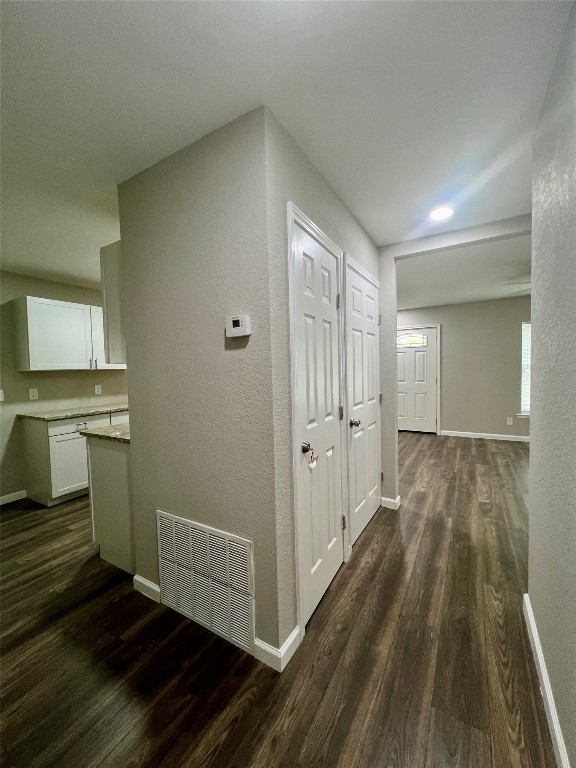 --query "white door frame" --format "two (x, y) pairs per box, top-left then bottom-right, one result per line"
(287, 202), (350, 640)
(397, 324), (442, 434)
